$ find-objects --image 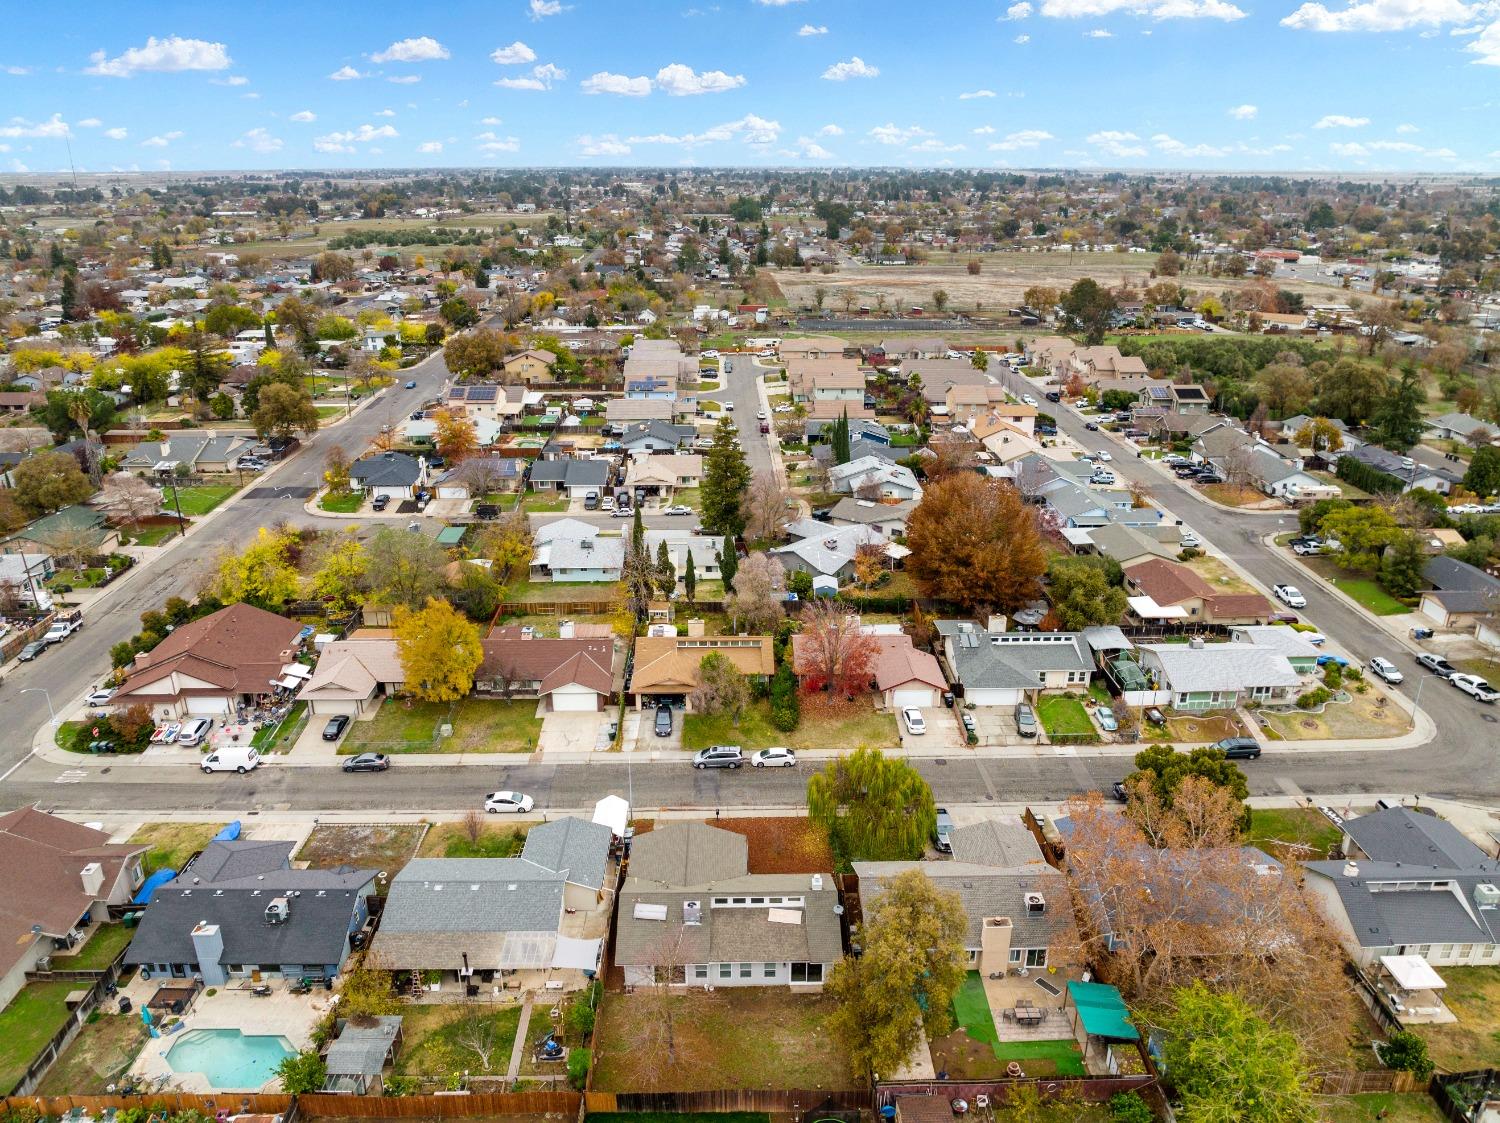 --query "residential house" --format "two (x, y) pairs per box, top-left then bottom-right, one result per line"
(1419, 556), (1500, 627)
(349, 451), (427, 500)
(1, 505), (118, 558)
(1123, 559), (1272, 626)
(882, 337), (948, 362)
(1227, 625), (1322, 673)
(773, 520), (898, 585)
(1339, 444), (1462, 495)
(622, 455), (702, 499)
(827, 456), (922, 501)
(969, 402), (1037, 438)
(642, 531), (723, 583)
(1137, 383), (1210, 414)
(1023, 338), (1076, 379)
(791, 629), (945, 709)
(614, 821), (840, 990)
(1067, 524), (1182, 568)
(787, 358), (864, 404)
(1067, 346), (1150, 387)
(939, 622), (1094, 708)
(0, 390), (45, 414)
(0, 551), (55, 610)
(826, 496), (915, 539)
(298, 634), (406, 717)
(620, 421), (696, 455)
(1136, 637), (1300, 711)
(904, 359), (987, 409)
(806, 417), (891, 446)
(1305, 807), (1500, 969)
(971, 414), (1043, 466)
(0, 808), (146, 1009)
(478, 626), (615, 711)
(502, 349), (558, 384)
(369, 817), (613, 988)
(624, 371), (678, 400)
(113, 603), (304, 720)
(1191, 424), (1253, 467)
(404, 414), (501, 449)
(804, 398), (875, 421)
(530, 528), (624, 582)
(527, 456), (610, 498)
(779, 336), (849, 362)
(811, 437), (900, 467)
(856, 818), (1075, 974)
(445, 383), (510, 422)
(433, 457), (523, 500)
(118, 433), (254, 474)
(629, 634), (774, 710)
(605, 398), (675, 425)
(123, 839), (376, 984)
(1426, 412), (1495, 446)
